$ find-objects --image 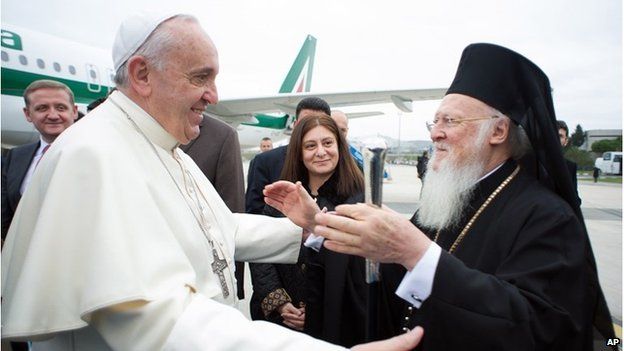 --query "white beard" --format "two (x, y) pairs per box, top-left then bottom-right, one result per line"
(416, 127), (490, 231)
